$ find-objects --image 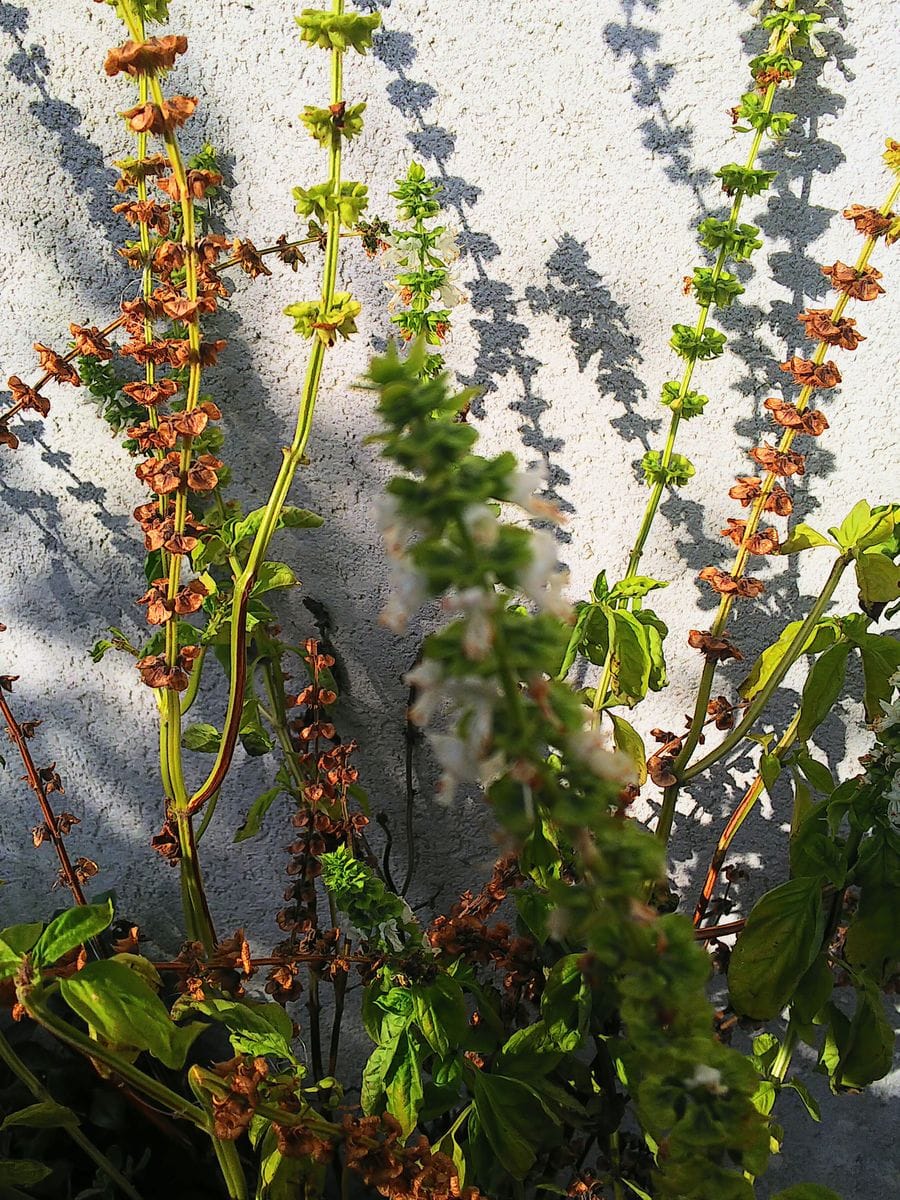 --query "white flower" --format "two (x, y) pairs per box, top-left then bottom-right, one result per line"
(382, 234), (412, 269)
(874, 698), (900, 735)
(438, 277), (468, 309)
(519, 531), (571, 618)
(461, 503), (499, 549)
(380, 565), (424, 633)
(434, 227), (461, 264)
(808, 31), (827, 58)
(477, 750), (507, 787)
(505, 468), (563, 523)
(887, 795), (900, 832)
(570, 728), (637, 785)
(685, 1064), (728, 1095)
(376, 495), (414, 560)
(404, 658), (444, 727)
(444, 587), (496, 661)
